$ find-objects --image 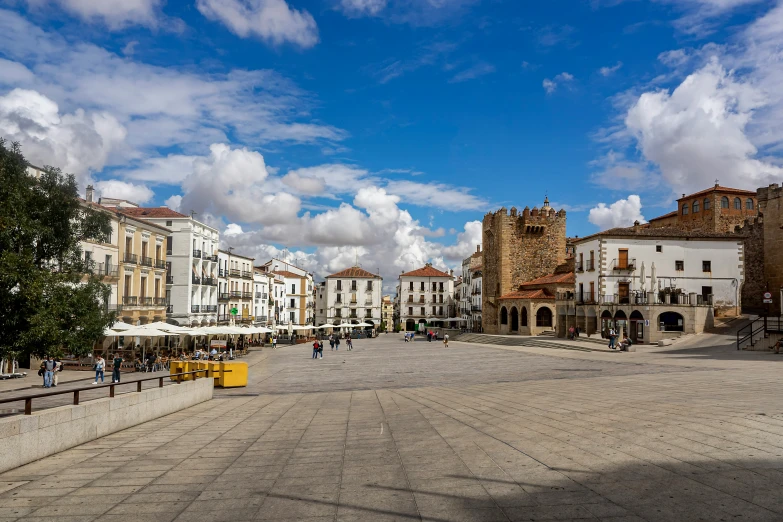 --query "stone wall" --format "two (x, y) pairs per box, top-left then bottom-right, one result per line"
(482, 204), (566, 334)
(759, 184), (783, 313)
(738, 217), (765, 312)
(0, 377), (213, 474)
